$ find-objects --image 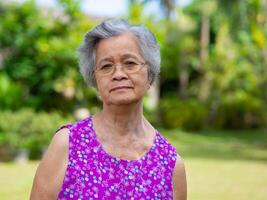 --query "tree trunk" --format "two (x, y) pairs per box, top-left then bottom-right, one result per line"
(178, 66), (189, 99)
(260, 0), (267, 102)
(198, 14), (210, 102)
